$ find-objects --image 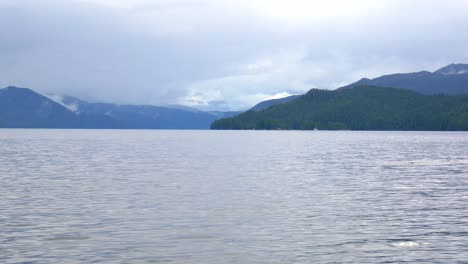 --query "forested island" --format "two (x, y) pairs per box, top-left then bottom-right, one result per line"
(211, 86), (468, 131)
